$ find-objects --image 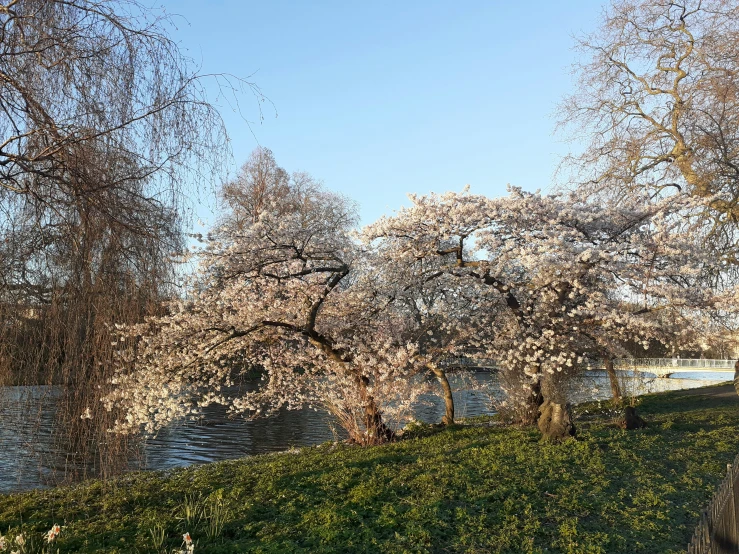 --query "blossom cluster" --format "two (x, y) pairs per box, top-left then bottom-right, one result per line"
(365, 187), (735, 398)
(101, 183), (739, 439)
